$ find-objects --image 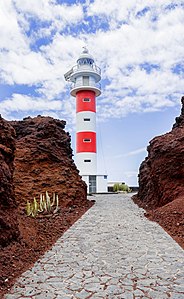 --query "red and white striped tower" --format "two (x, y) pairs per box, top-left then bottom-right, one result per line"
(65, 48), (107, 193)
